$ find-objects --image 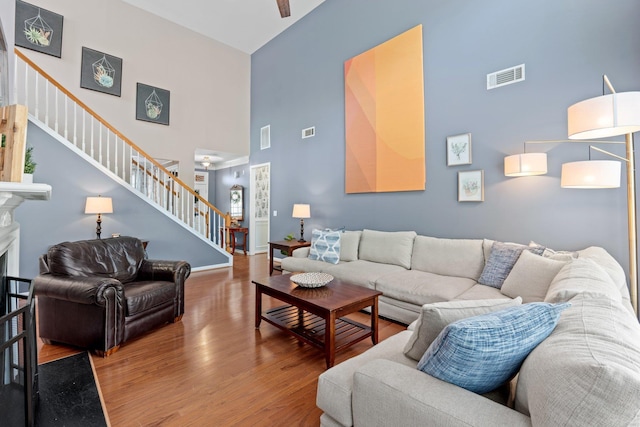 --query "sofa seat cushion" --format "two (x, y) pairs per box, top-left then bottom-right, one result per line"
(281, 256), (331, 273)
(358, 229), (416, 269)
(317, 331), (415, 427)
(323, 260), (406, 289)
(411, 236), (485, 279)
(124, 280), (176, 316)
(516, 296), (640, 426)
(375, 270), (476, 306)
(454, 284), (513, 301)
